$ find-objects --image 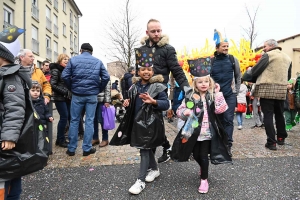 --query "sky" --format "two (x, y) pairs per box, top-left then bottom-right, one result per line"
(74, 0), (300, 65)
